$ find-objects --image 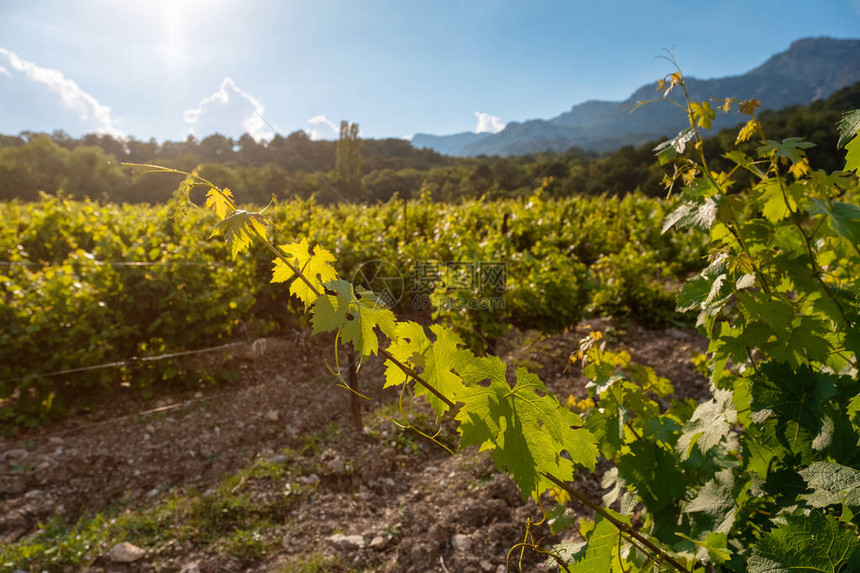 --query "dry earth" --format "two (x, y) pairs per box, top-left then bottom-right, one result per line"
(0, 320), (708, 572)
